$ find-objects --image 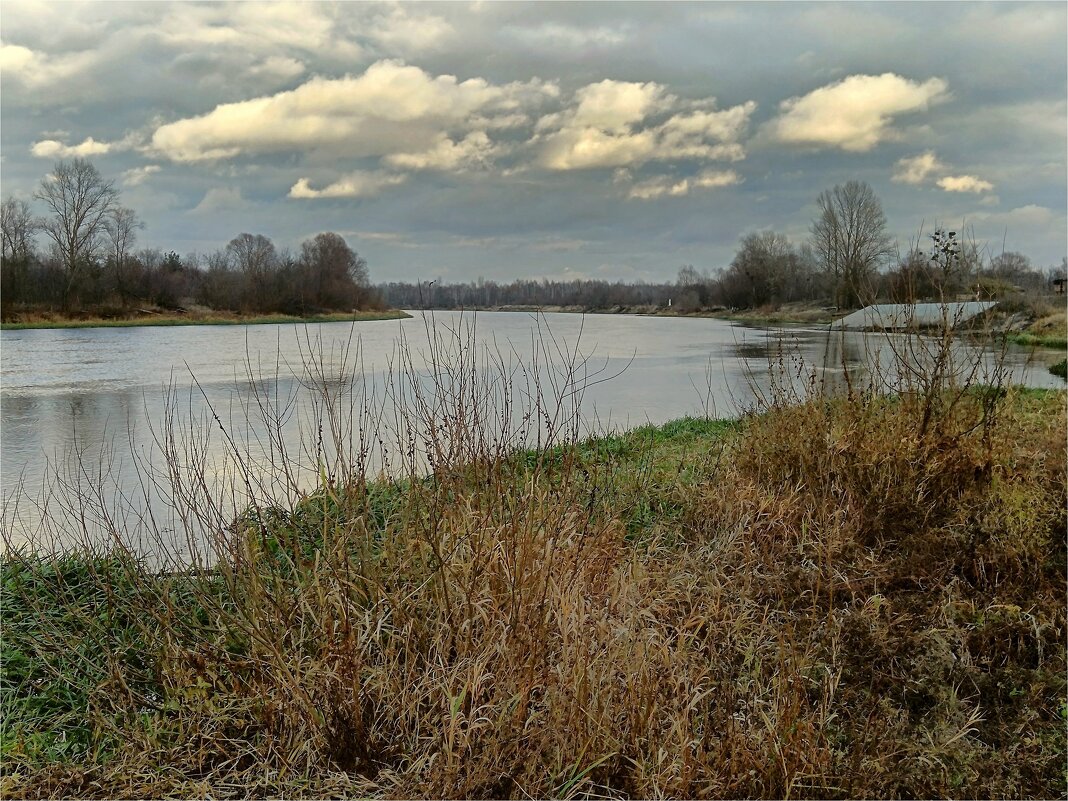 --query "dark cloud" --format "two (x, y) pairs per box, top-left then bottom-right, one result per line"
(1, 1), (1064, 282)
